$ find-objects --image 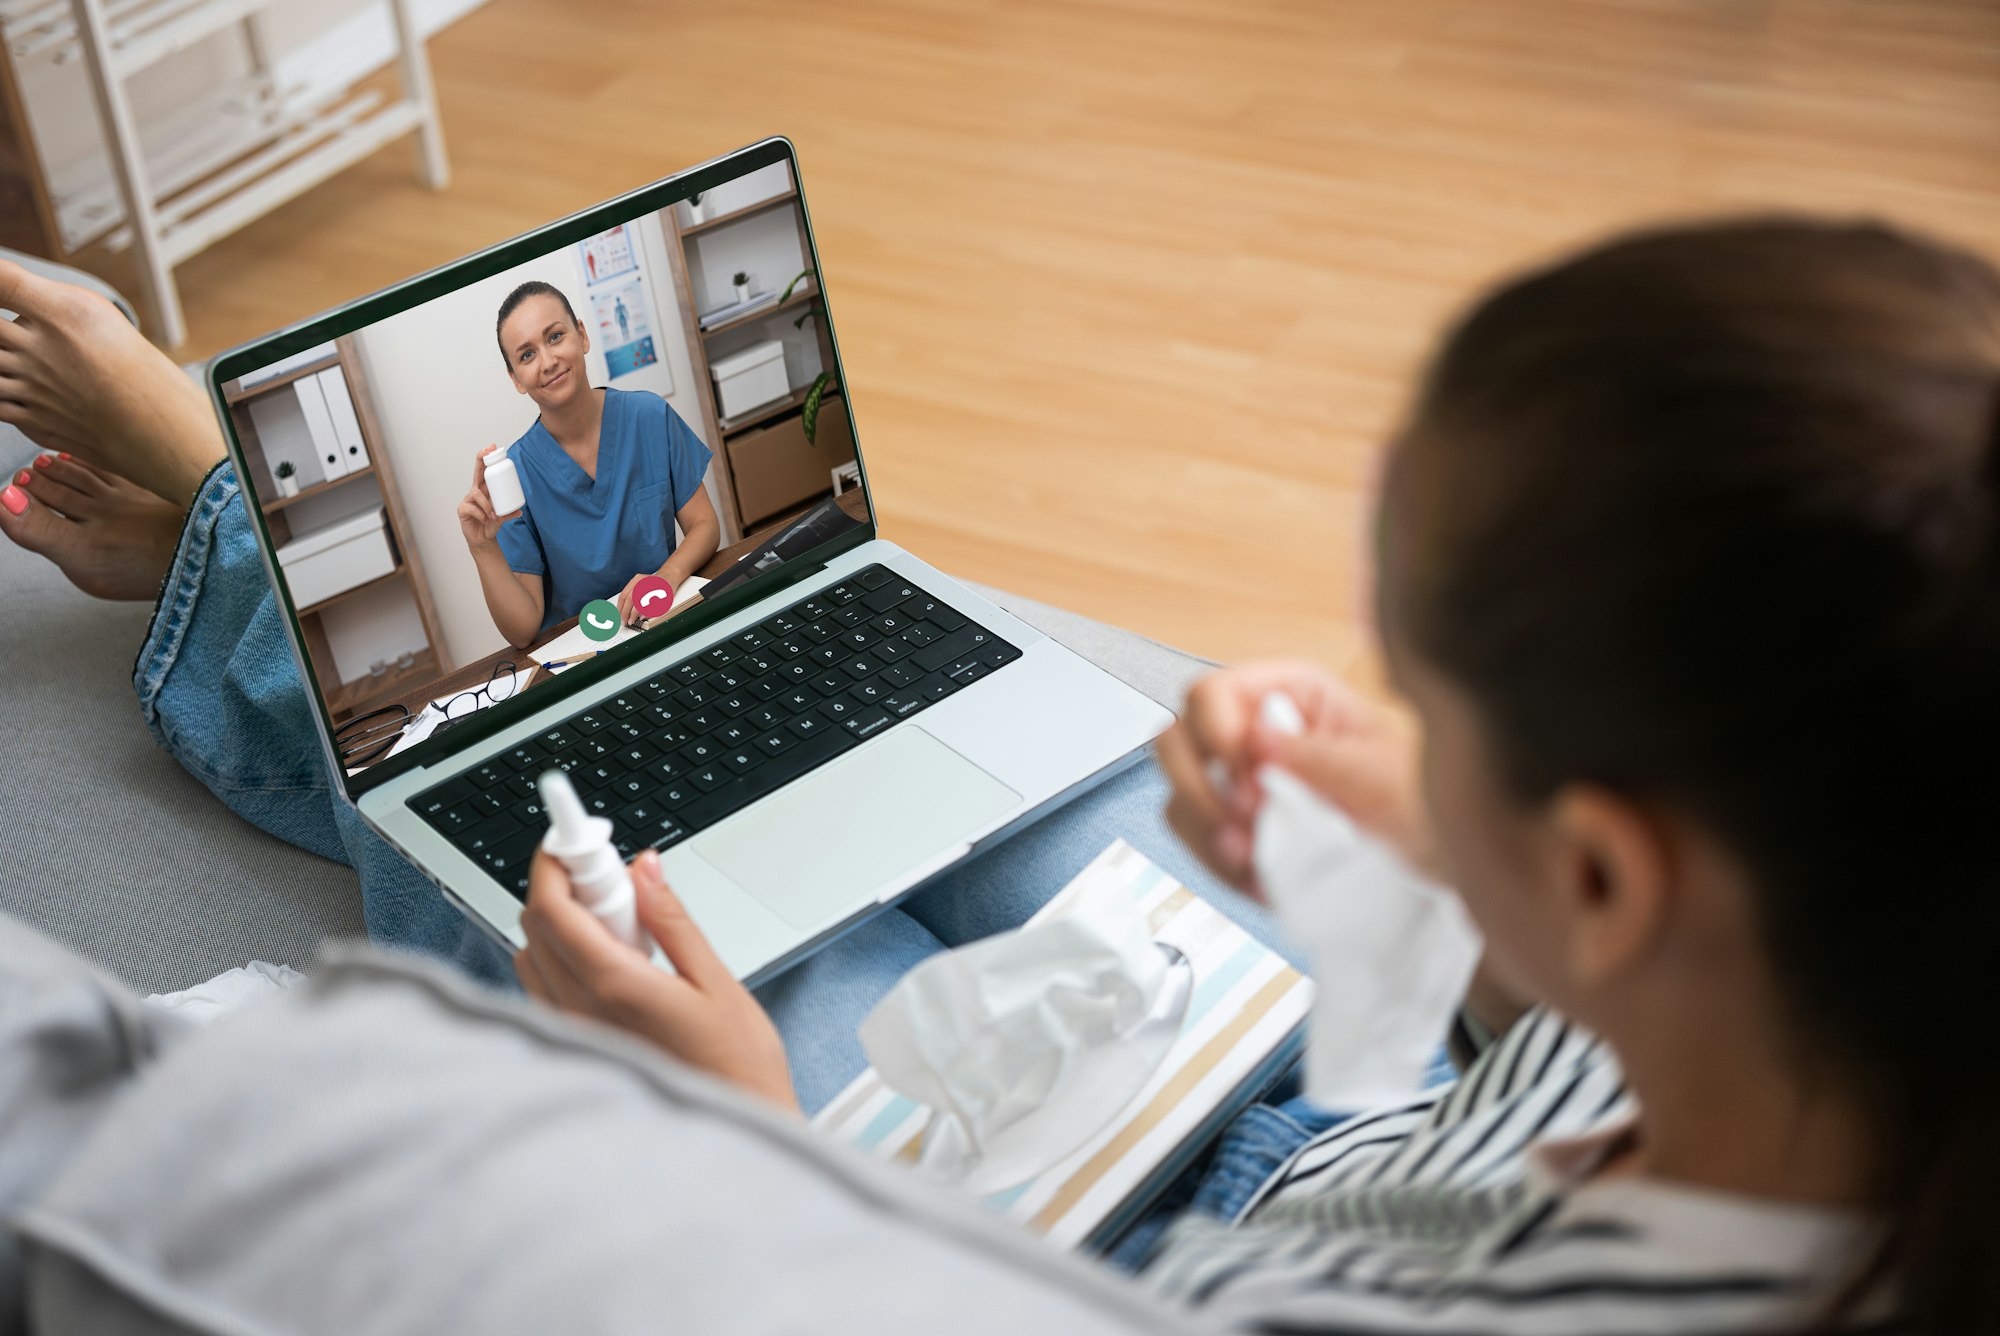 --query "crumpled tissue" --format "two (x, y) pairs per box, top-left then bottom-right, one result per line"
(145, 961), (305, 1026)
(1252, 693), (1483, 1107)
(858, 882), (1192, 1193)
